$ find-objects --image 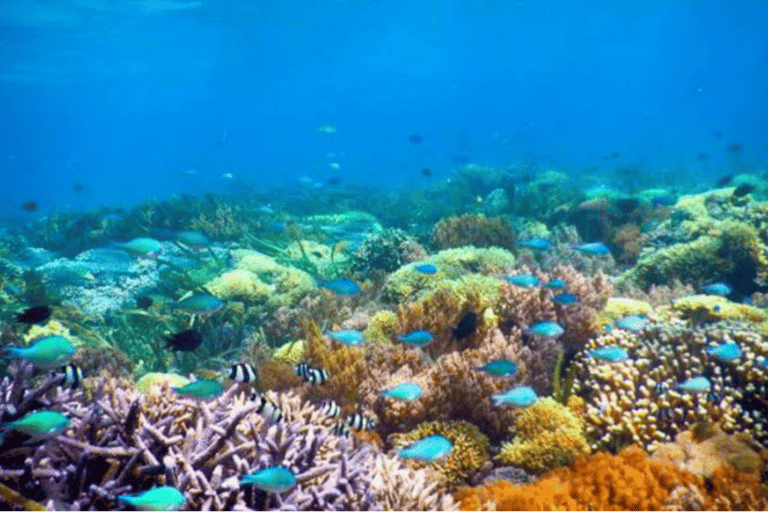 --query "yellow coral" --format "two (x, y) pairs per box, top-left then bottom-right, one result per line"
(135, 372), (189, 393)
(601, 297), (653, 321)
(388, 420), (490, 489)
(671, 294), (768, 323)
(232, 249), (316, 308)
(496, 397), (591, 474)
(205, 269), (273, 303)
(363, 310), (399, 344)
(273, 339), (305, 365)
(23, 320), (79, 346)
